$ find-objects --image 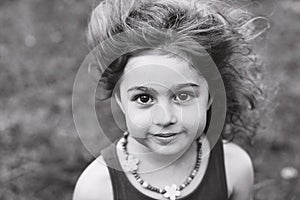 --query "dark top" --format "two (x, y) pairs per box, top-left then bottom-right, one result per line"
(101, 139), (228, 200)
